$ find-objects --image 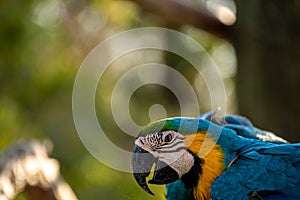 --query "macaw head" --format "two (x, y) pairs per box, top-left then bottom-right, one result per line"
(131, 117), (224, 196)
